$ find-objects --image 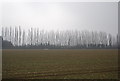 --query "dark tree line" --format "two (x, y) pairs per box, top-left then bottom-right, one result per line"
(1, 26), (119, 49)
